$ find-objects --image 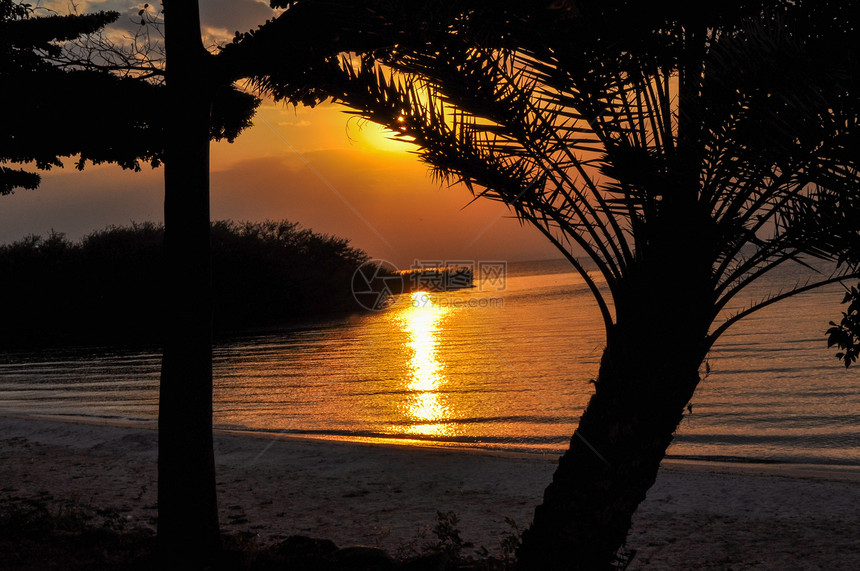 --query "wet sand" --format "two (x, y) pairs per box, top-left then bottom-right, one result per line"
(1, 413), (858, 569)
